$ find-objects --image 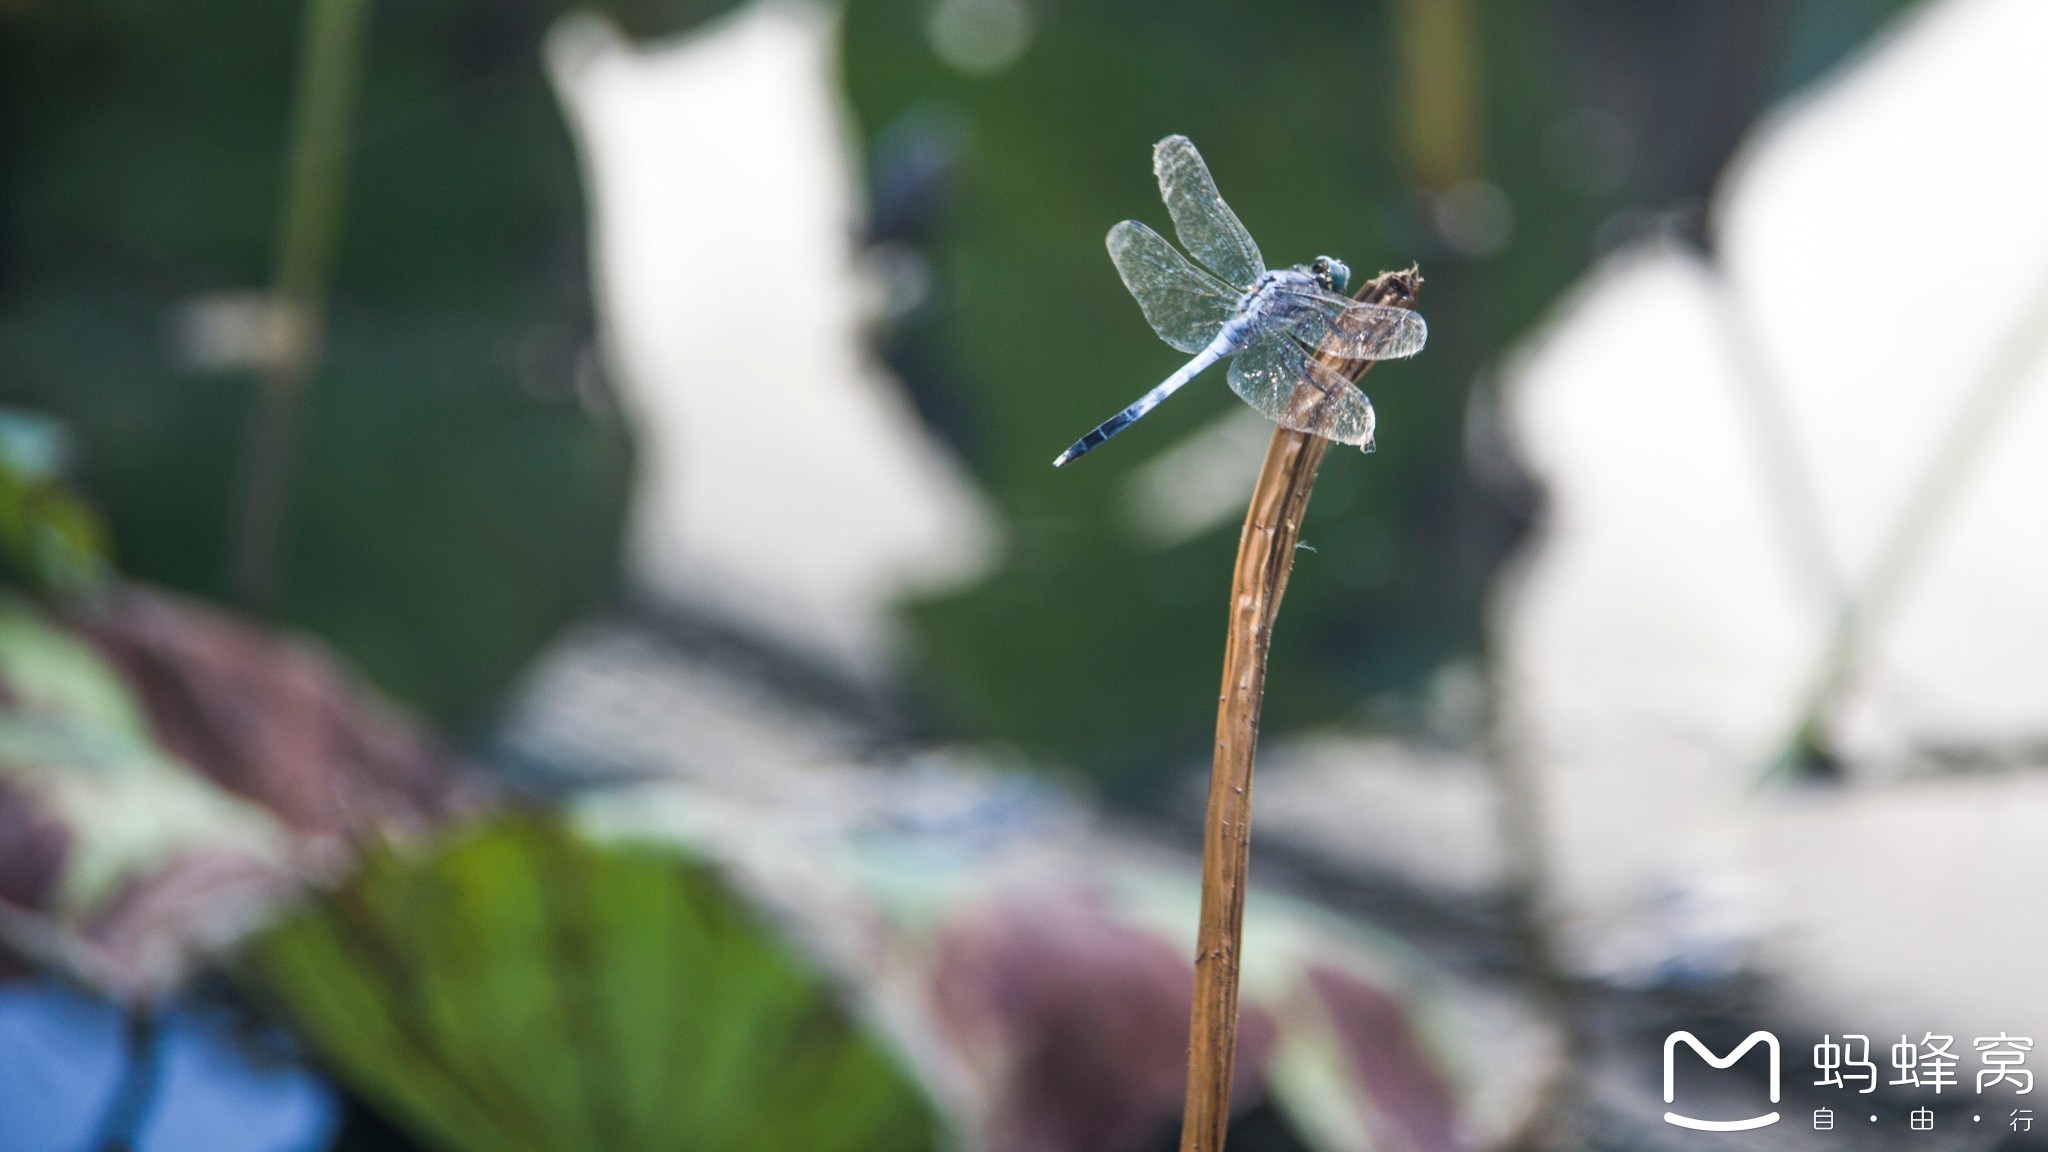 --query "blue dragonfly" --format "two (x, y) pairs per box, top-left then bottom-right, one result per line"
(1054, 136), (1426, 467)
